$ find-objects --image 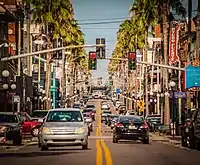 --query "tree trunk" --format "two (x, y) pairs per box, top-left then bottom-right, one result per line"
(162, 4), (170, 125)
(45, 47), (51, 109)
